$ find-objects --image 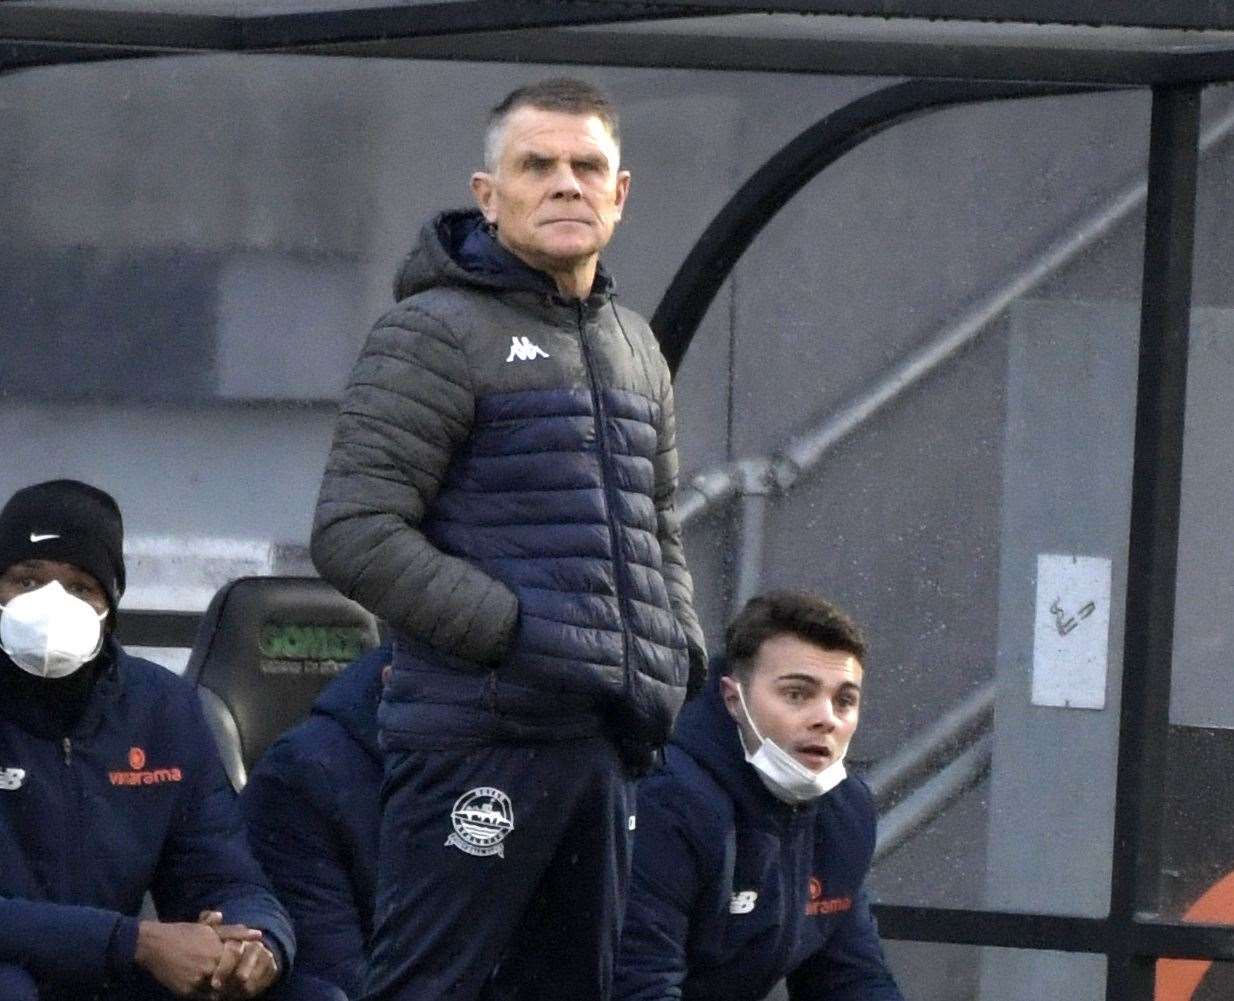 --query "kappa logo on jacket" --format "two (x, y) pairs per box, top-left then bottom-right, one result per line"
(505, 336), (550, 362)
(0, 767), (25, 791)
